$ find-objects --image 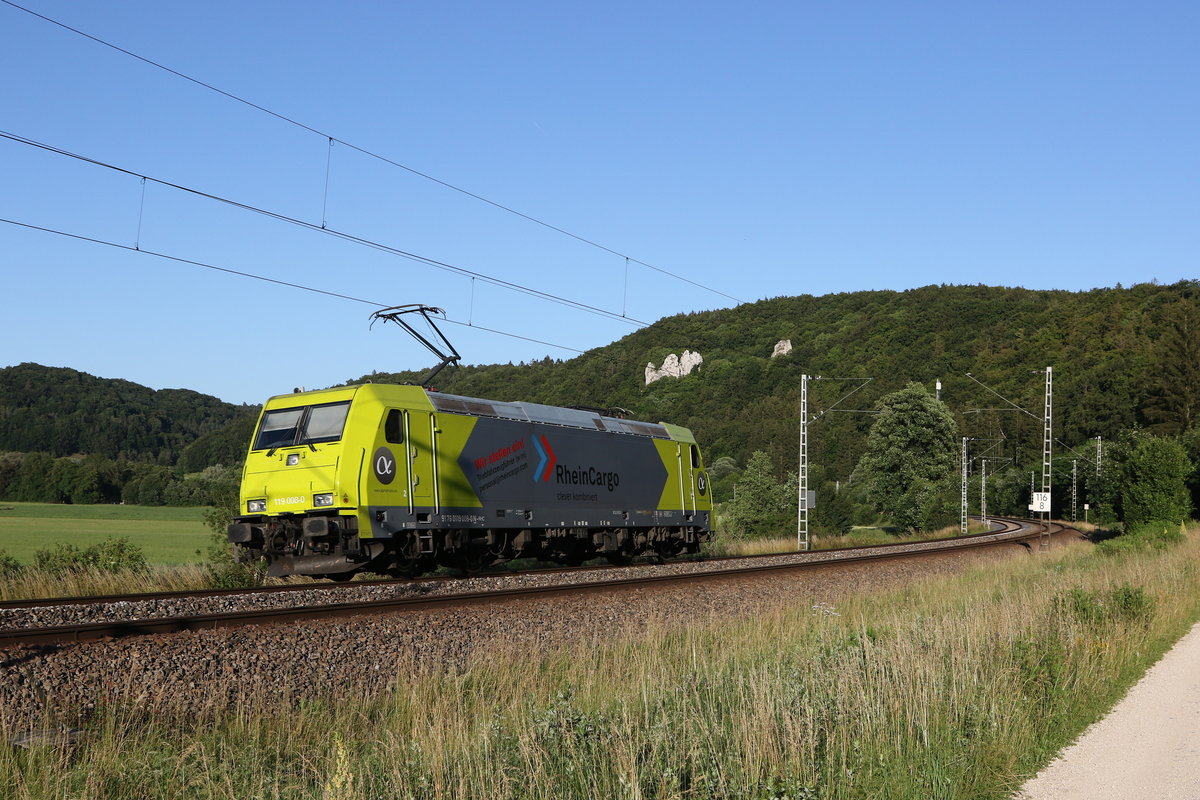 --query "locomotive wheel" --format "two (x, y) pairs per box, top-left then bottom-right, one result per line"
(457, 551), (487, 576)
